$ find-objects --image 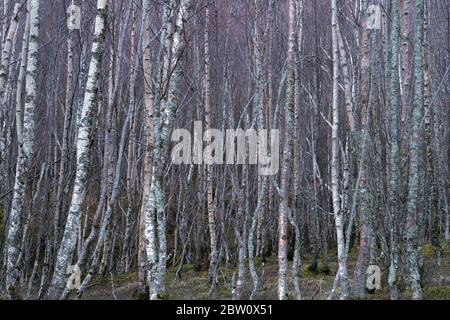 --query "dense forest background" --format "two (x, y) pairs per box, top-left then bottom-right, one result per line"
(0, 0), (448, 300)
